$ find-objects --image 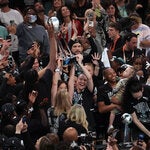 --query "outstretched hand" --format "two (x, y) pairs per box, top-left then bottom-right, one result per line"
(92, 53), (101, 66)
(46, 23), (55, 38)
